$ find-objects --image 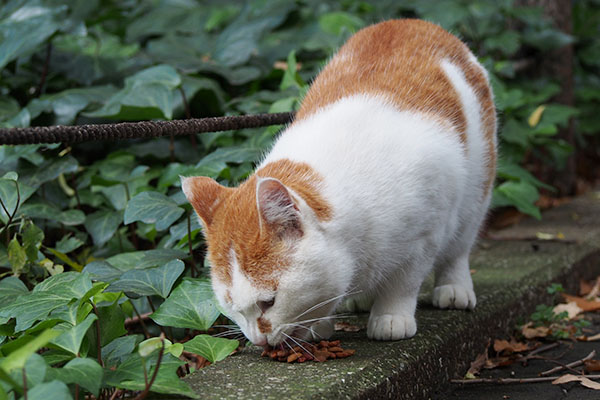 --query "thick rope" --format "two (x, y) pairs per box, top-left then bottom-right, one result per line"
(0, 112), (295, 145)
